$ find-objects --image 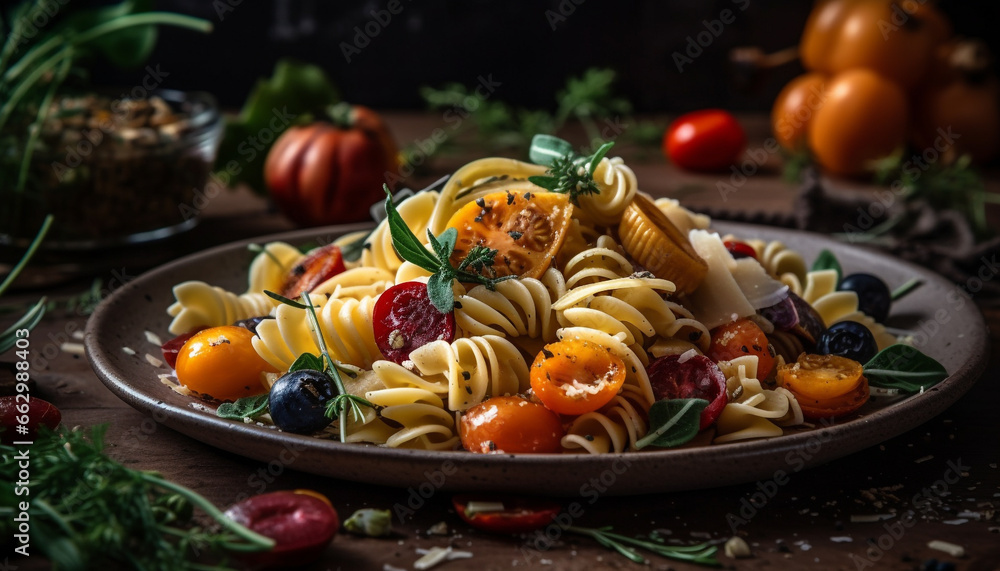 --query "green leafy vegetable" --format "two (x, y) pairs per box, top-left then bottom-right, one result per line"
(384, 186), (515, 313)
(0, 426), (274, 569)
(811, 249), (842, 281)
(863, 344), (948, 393)
(0, 214), (51, 353)
(216, 394), (270, 421)
(213, 59), (339, 192)
(289, 352), (324, 373)
(565, 525), (719, 566)
(634, 398), (707, 450)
